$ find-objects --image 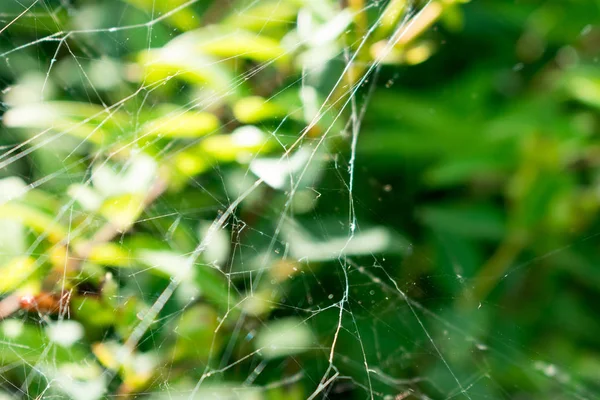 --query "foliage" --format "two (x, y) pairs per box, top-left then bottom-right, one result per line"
(0, 0), (599, 399)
